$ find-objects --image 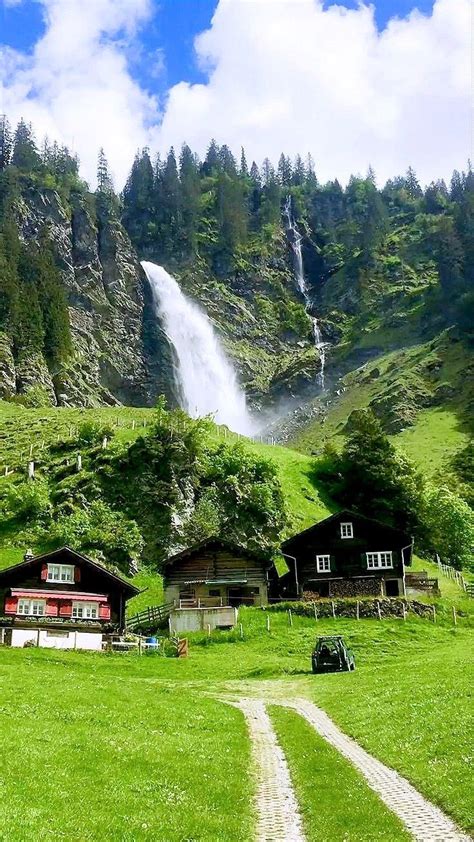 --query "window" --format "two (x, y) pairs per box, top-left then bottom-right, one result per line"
(17, 599), (46, 616)
(47, 564), (74, 583)
(208, 589), (221, 598)
(340, 522), (353, 539)
(72, 602), (98, 620)
(316, 555), (331, 573)
(367, 552), (393, 570)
